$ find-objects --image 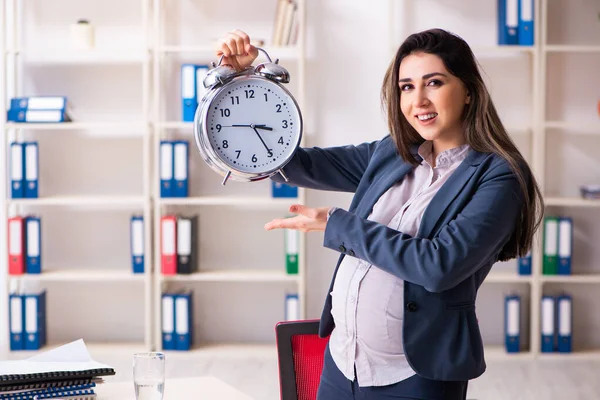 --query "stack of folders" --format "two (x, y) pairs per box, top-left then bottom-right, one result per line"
(497, 0), (534, 46)
(9, 142), (39, 199)
(7, 216), (42, 275)
(9, 289), (46, 351)
(159, 140), (189, 198)
(160, 215), (198, 275)
(284, 293), (299, 321)
(0, 340), (115, 400)
(7, 96), (72, 123)
(161, 291), (193, 351)
(541, 294), (573, 353)
(181, 64), (209, 122)
(543, 216), (573, 275)
(504, 295), (521, 353)
(130, 216), (144, 274)
(271, 181), (298, 198)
